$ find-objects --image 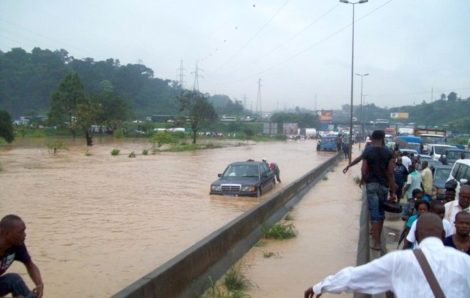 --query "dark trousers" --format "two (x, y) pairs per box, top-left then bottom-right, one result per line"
(0, 273), (35, 298)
